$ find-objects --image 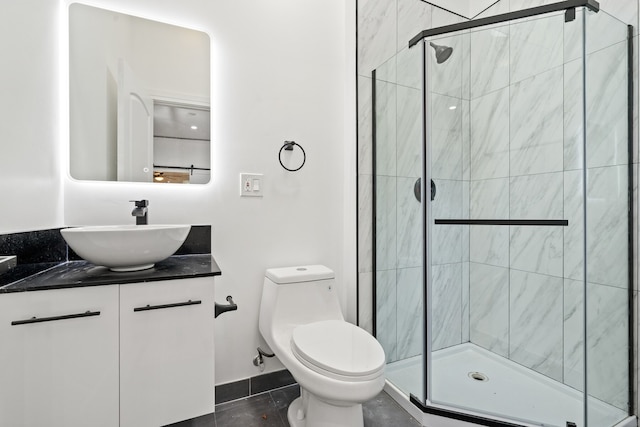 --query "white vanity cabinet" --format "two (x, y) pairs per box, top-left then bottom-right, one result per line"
(0, 275), (215, 427)
(0, 286), (120, 427)
(119, 277), (215, 427)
